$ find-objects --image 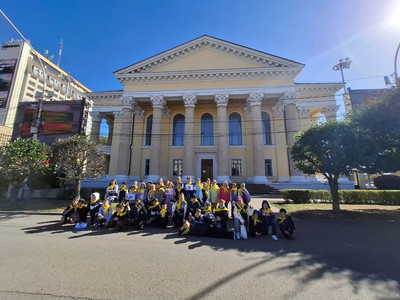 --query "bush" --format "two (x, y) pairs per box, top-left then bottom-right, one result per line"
(309, 190), (332, 202)
(281, 189), (311, 203)
(373, 175), (400, 190)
